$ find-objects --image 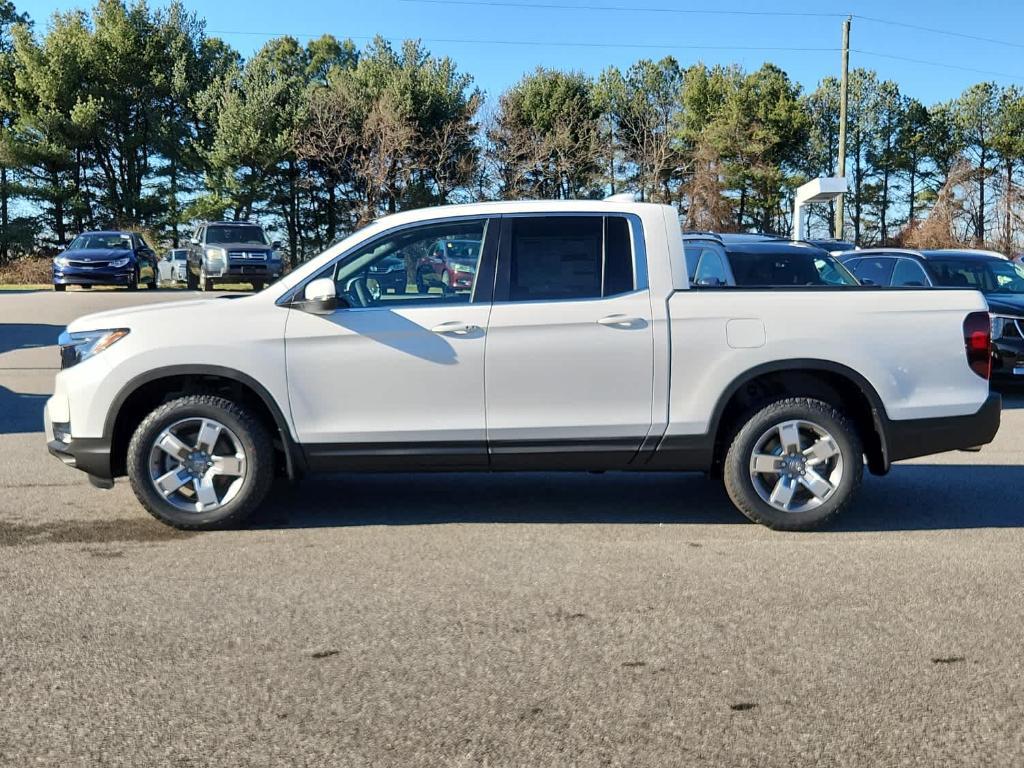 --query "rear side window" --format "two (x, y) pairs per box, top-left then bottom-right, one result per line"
(506, 216), (635, 301)
(849, 257), (895, 286)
